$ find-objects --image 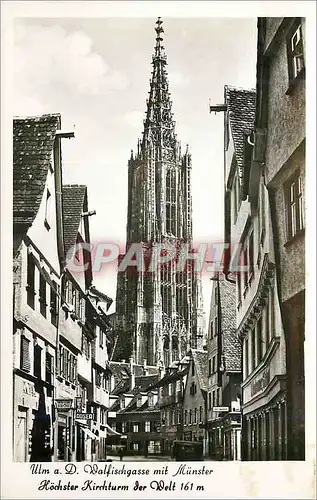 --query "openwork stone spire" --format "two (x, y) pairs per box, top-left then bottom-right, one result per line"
(141, 17), (179, 161)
